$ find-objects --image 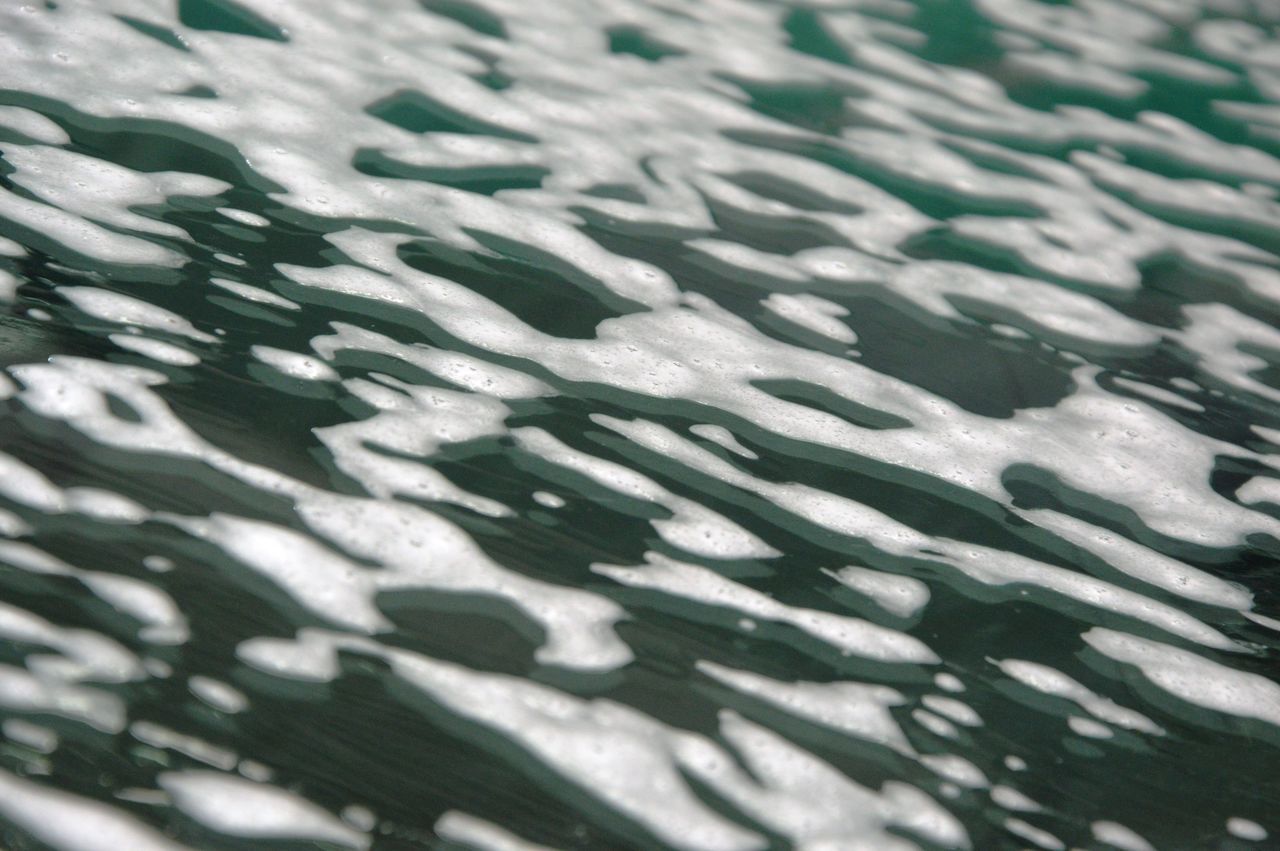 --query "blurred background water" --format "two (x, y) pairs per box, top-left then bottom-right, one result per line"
(1, 0), (1279, 848)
